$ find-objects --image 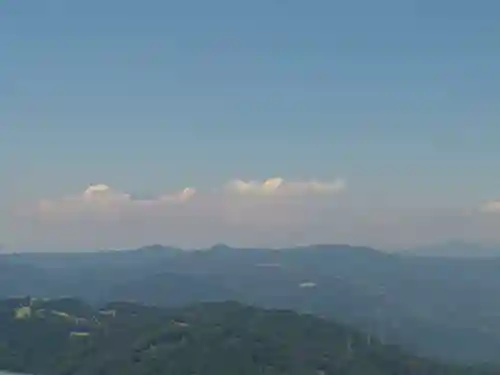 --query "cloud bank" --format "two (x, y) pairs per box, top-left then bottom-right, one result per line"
(37, 183), (196, 218)
(7, 177), (500, 251)
(5, 177), (347, 250)
(226, 177), (346, 196)
(33, 177), (344, 219)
